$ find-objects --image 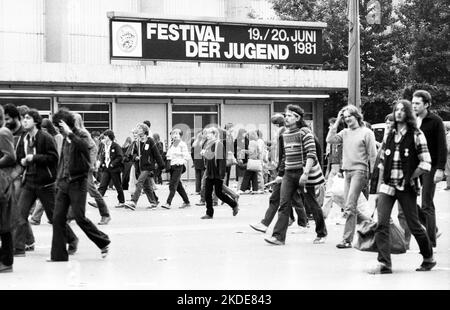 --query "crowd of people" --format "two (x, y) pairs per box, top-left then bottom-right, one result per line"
(0, 89), (449, 275)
